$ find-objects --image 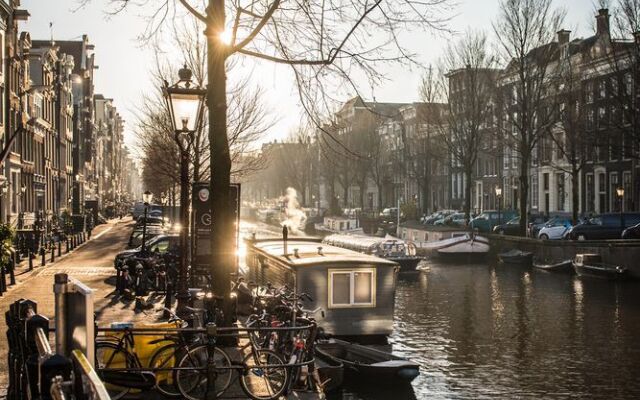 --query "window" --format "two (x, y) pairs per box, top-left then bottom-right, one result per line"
(597, 106), (606, 128)
(585, 81), (594, 103)
(598, 80), (606, 98)
(610, 172), (619, 212)
(586, 173), (594, 212)
(531, 174), (539, 208)
(557, 173), (565, 211)
(328, 268), (376, 308)
(624, 72), (632, 96)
